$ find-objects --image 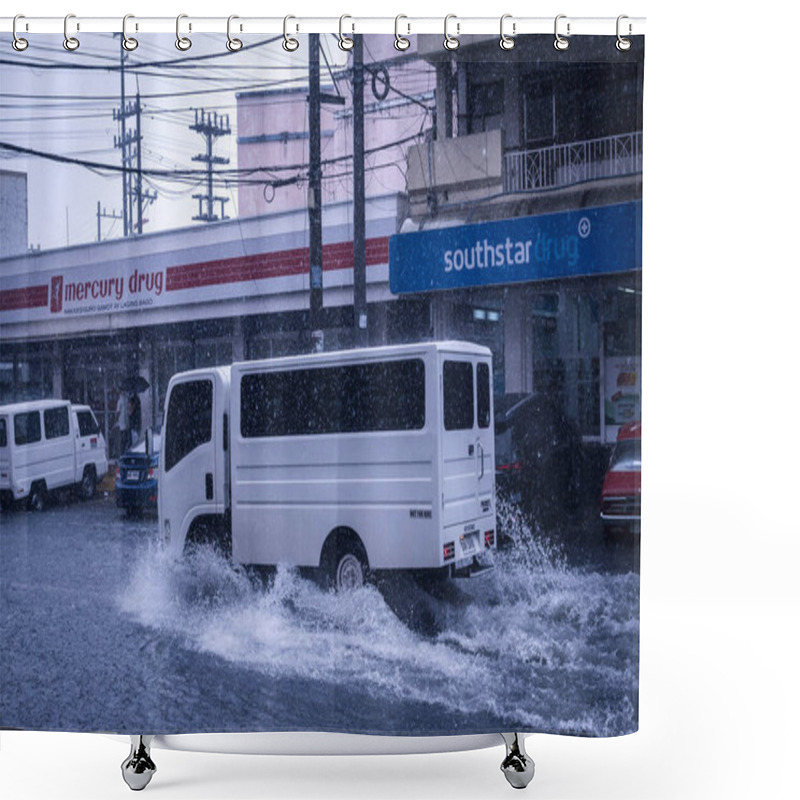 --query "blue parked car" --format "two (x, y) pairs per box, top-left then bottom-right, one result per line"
(115, 433), (159, 517)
